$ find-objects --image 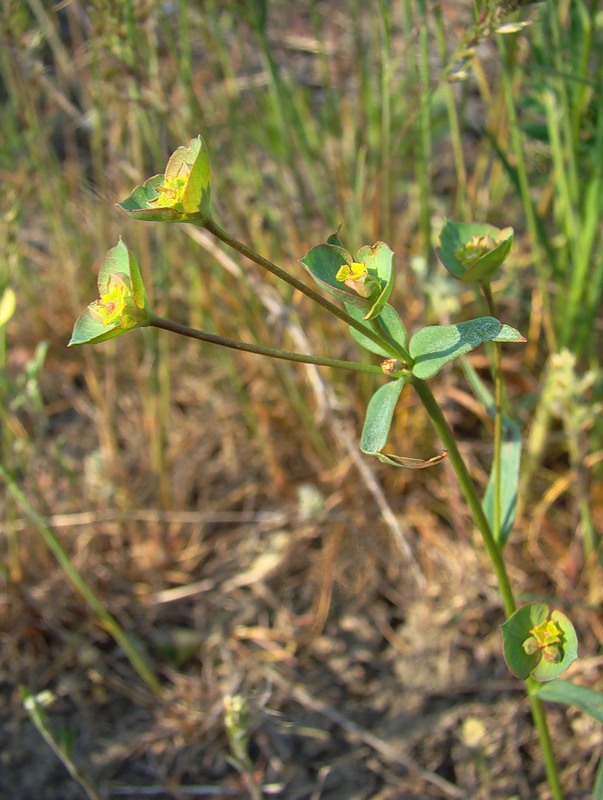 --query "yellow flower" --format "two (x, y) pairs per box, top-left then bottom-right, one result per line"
(336, 261), (378, 298)
(150, 173), (189, 210)
(90, 273), (138, 331)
